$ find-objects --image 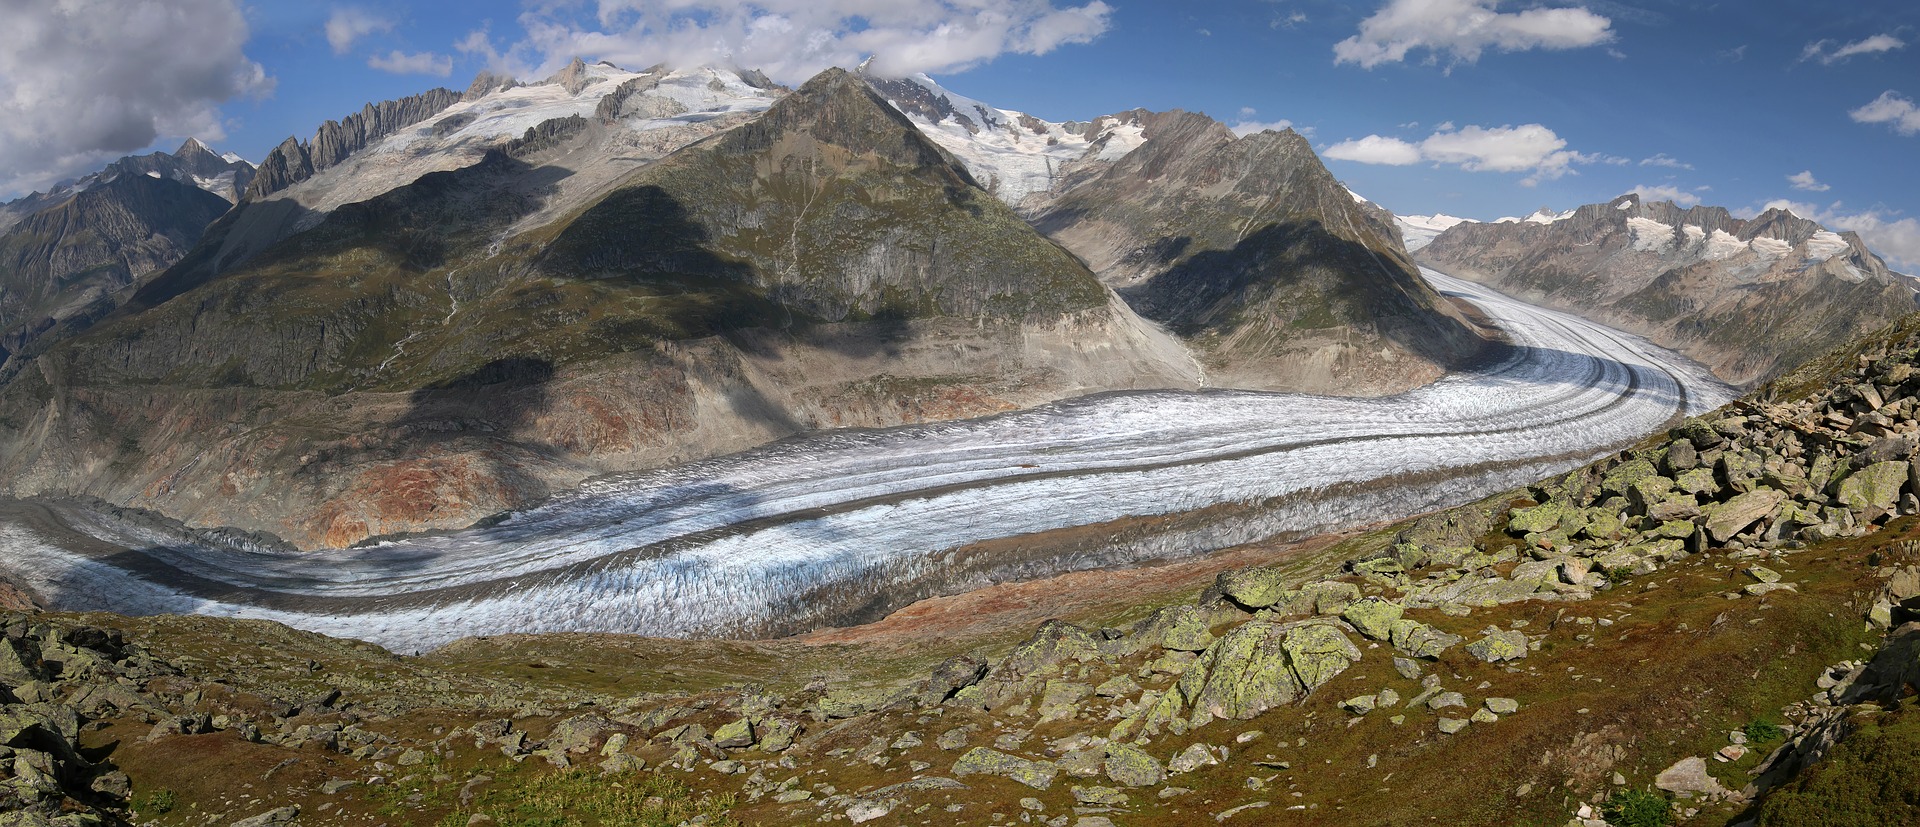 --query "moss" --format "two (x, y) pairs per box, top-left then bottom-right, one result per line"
(1757, 702), (1920, 827)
